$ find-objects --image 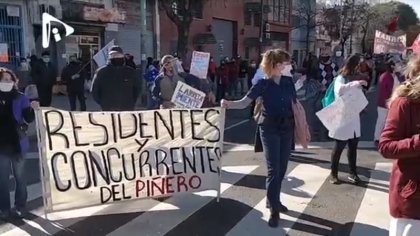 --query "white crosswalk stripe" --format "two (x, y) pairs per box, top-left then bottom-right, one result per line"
(0, 161), (392, 236)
